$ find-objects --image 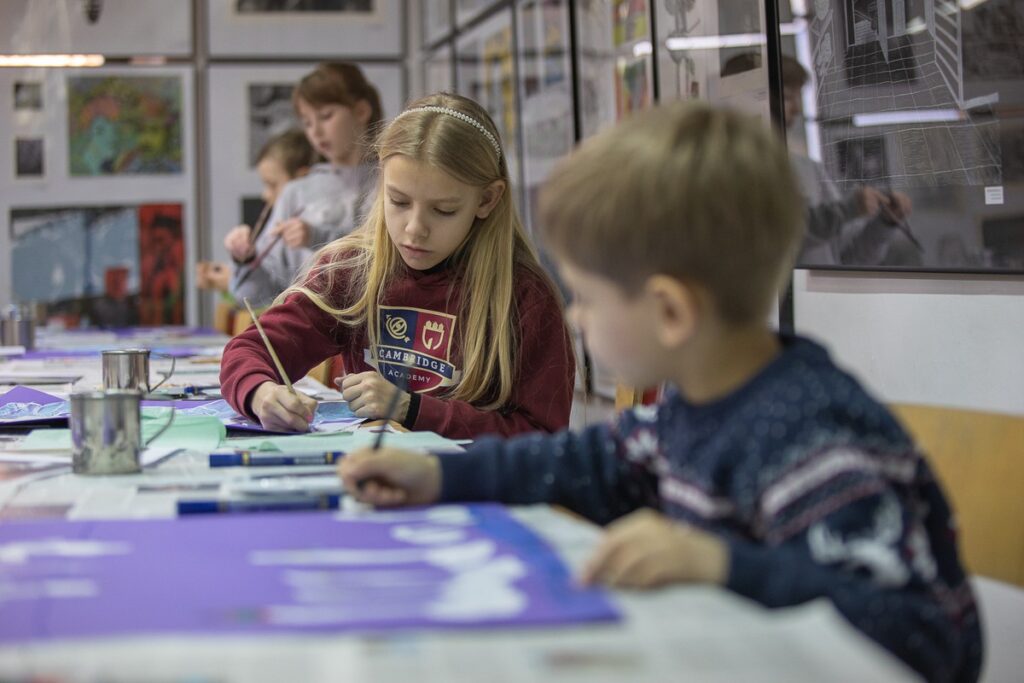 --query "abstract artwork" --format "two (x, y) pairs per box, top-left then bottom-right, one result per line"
(10, 203), (185, 327)
(67, 75), (183, 175)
